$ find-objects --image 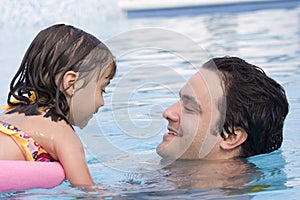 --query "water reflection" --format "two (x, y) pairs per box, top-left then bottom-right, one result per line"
(109, 152), (287, 199)
(159, 159), (257, 191)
